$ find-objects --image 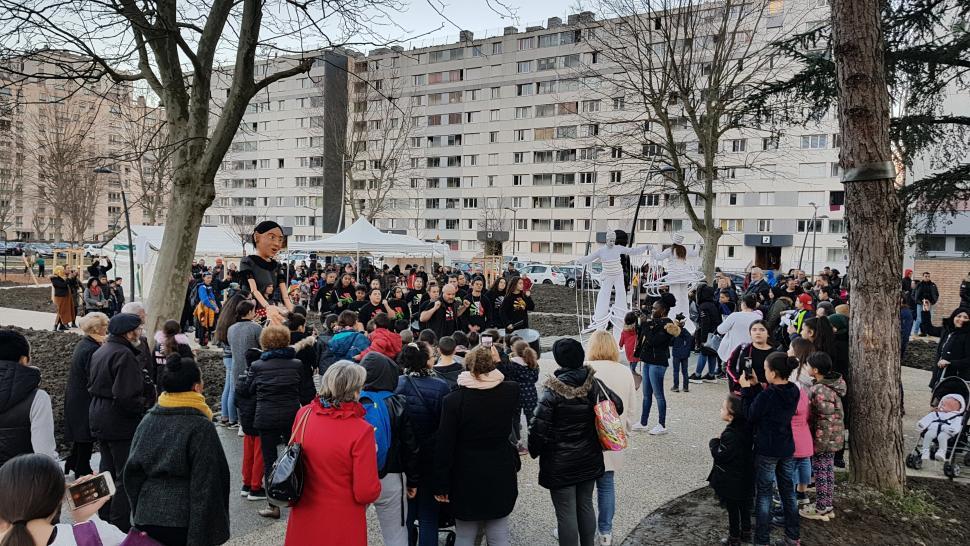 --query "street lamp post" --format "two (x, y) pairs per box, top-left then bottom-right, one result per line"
(504, 207), (518, 258)
(812, 213), (829, 279)
(95, 166), (136, 300)
(797, 202), (820, 273)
